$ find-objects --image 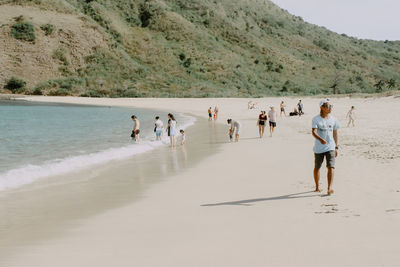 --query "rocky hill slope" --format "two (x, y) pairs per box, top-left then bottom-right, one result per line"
(0, 0), (399, 97)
